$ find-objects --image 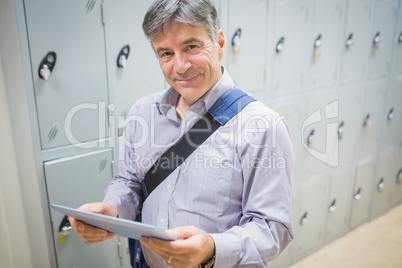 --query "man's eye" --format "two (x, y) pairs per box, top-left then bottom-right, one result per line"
(161, 52), (172, 58)
(188, 45), (197, 50)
